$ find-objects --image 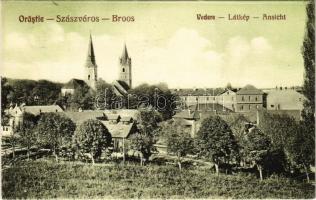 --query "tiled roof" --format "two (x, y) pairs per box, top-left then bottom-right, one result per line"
(236, 85), (263, 95)
(101, 121), (136, 138)
(171, 88), (225, 96)
(113, 80), (130, 96)
(104, 109), (139, 120)
(106, 114), (120, 120)
(121, 116), (133, 122)
(23, 105), (63, 115)
(63, 110), (105, 125)
(62, 79), (87, 89)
